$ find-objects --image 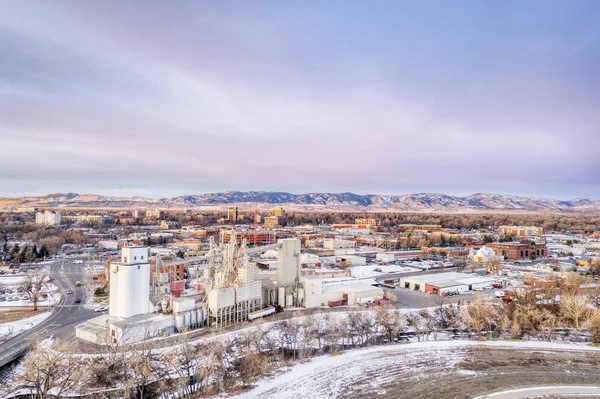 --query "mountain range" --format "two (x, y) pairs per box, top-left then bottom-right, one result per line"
(2, 191), (600, 214)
